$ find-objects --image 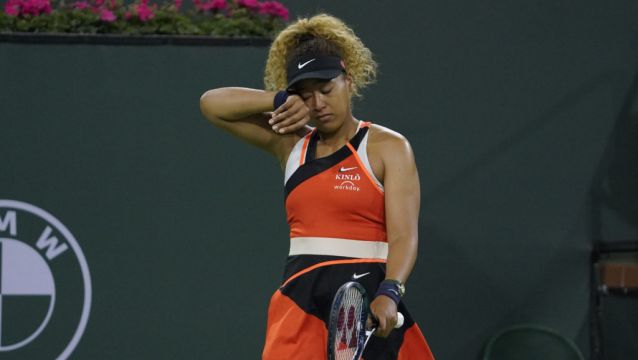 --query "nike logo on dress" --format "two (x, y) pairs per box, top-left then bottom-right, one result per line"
(298, 59), (316, 69)
(352, 272), (370, 280)
(339, 166), (358, 172)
